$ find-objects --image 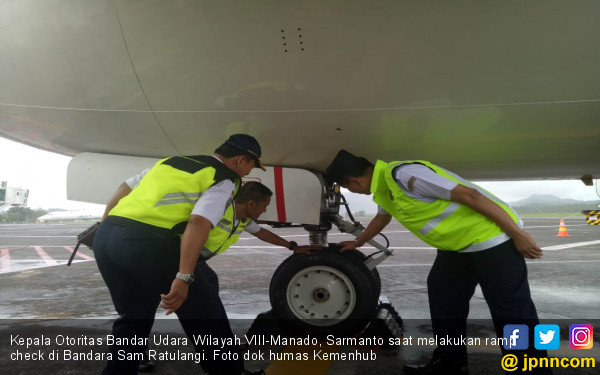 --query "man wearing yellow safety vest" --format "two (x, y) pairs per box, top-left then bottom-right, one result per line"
(325, 150), (551, 375)
(94, 135), (315, 375)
